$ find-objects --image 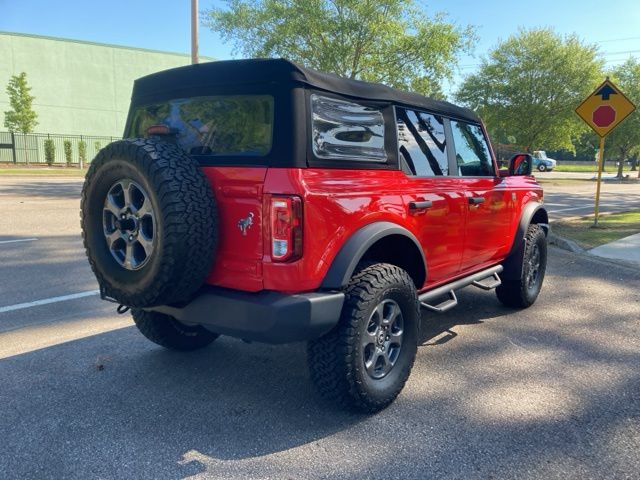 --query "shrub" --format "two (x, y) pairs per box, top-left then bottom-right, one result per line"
(94, 141), (101, 153)
(44, 139), (55, 166)
(63, 139), (72, 166)
(78, 140), (87, 166)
